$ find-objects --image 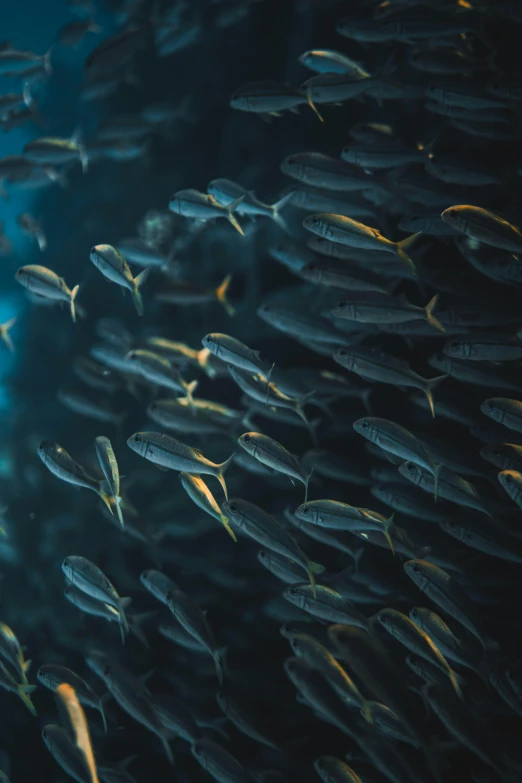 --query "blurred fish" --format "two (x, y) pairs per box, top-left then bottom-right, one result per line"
(15, 265), (79, 321)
